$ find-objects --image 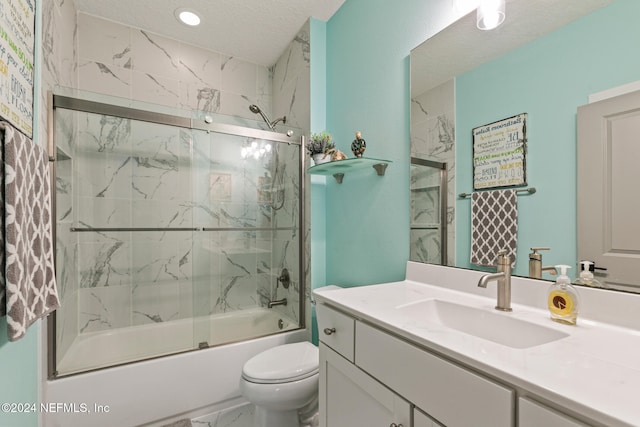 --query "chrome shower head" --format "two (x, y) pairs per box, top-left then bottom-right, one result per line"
(270, 116), (287, 127)
(249, 104), (275, 130)
(249, 104), (286, 131)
